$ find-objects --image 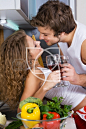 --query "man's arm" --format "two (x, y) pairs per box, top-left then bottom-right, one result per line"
(81, 39), (86, 65)
(78, 74), (86, 87)
(62, 40), (86, 87)
(78, 39), (86, 87)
